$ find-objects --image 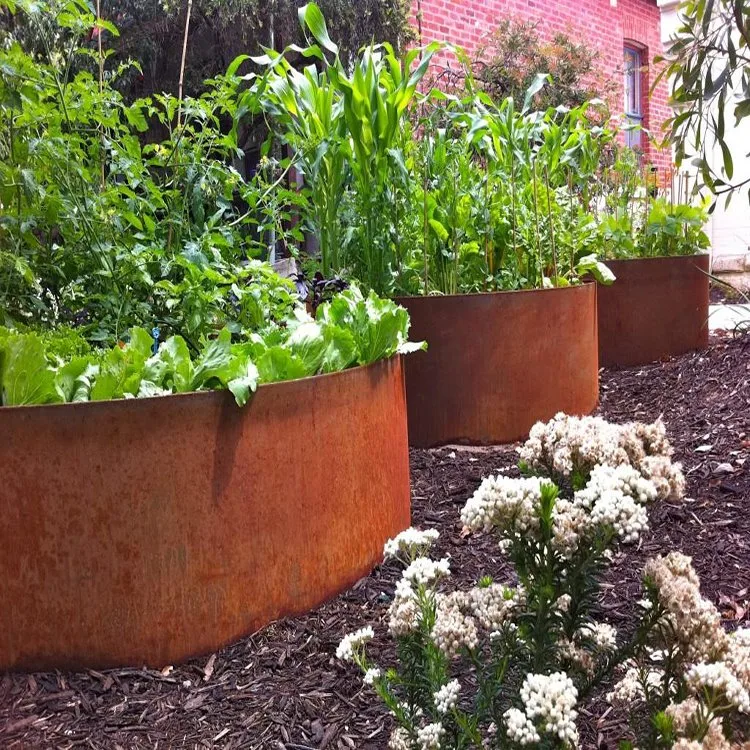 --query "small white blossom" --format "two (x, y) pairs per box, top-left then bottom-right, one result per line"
(434, 679), (460, 714)
(363, 667), (381, 685)
(577, 622), (618, 652)
(686, 662), (750, 712)
(416, 722), (444, 750)
(384, 528), (440, 562)
(607, 666), (663, 705)
(431, 595), (479, 657)
(504, 707), (541, 745)
(388, 727), (412, 750)
(520, 672), (579, 746)
(336, 626), (374, 662)
(403, 557), (450, 587)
